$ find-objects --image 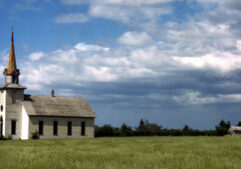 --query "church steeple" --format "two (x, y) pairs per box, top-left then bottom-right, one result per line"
(4, 31), (20, 84)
